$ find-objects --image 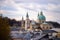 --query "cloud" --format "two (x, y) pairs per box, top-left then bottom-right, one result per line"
(47, 4), (60, 11)
(14, 0), (60, 5)
(0, 5), (17, 11)
(0, 0), (60, 23)
(0, 0), (18, 11)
